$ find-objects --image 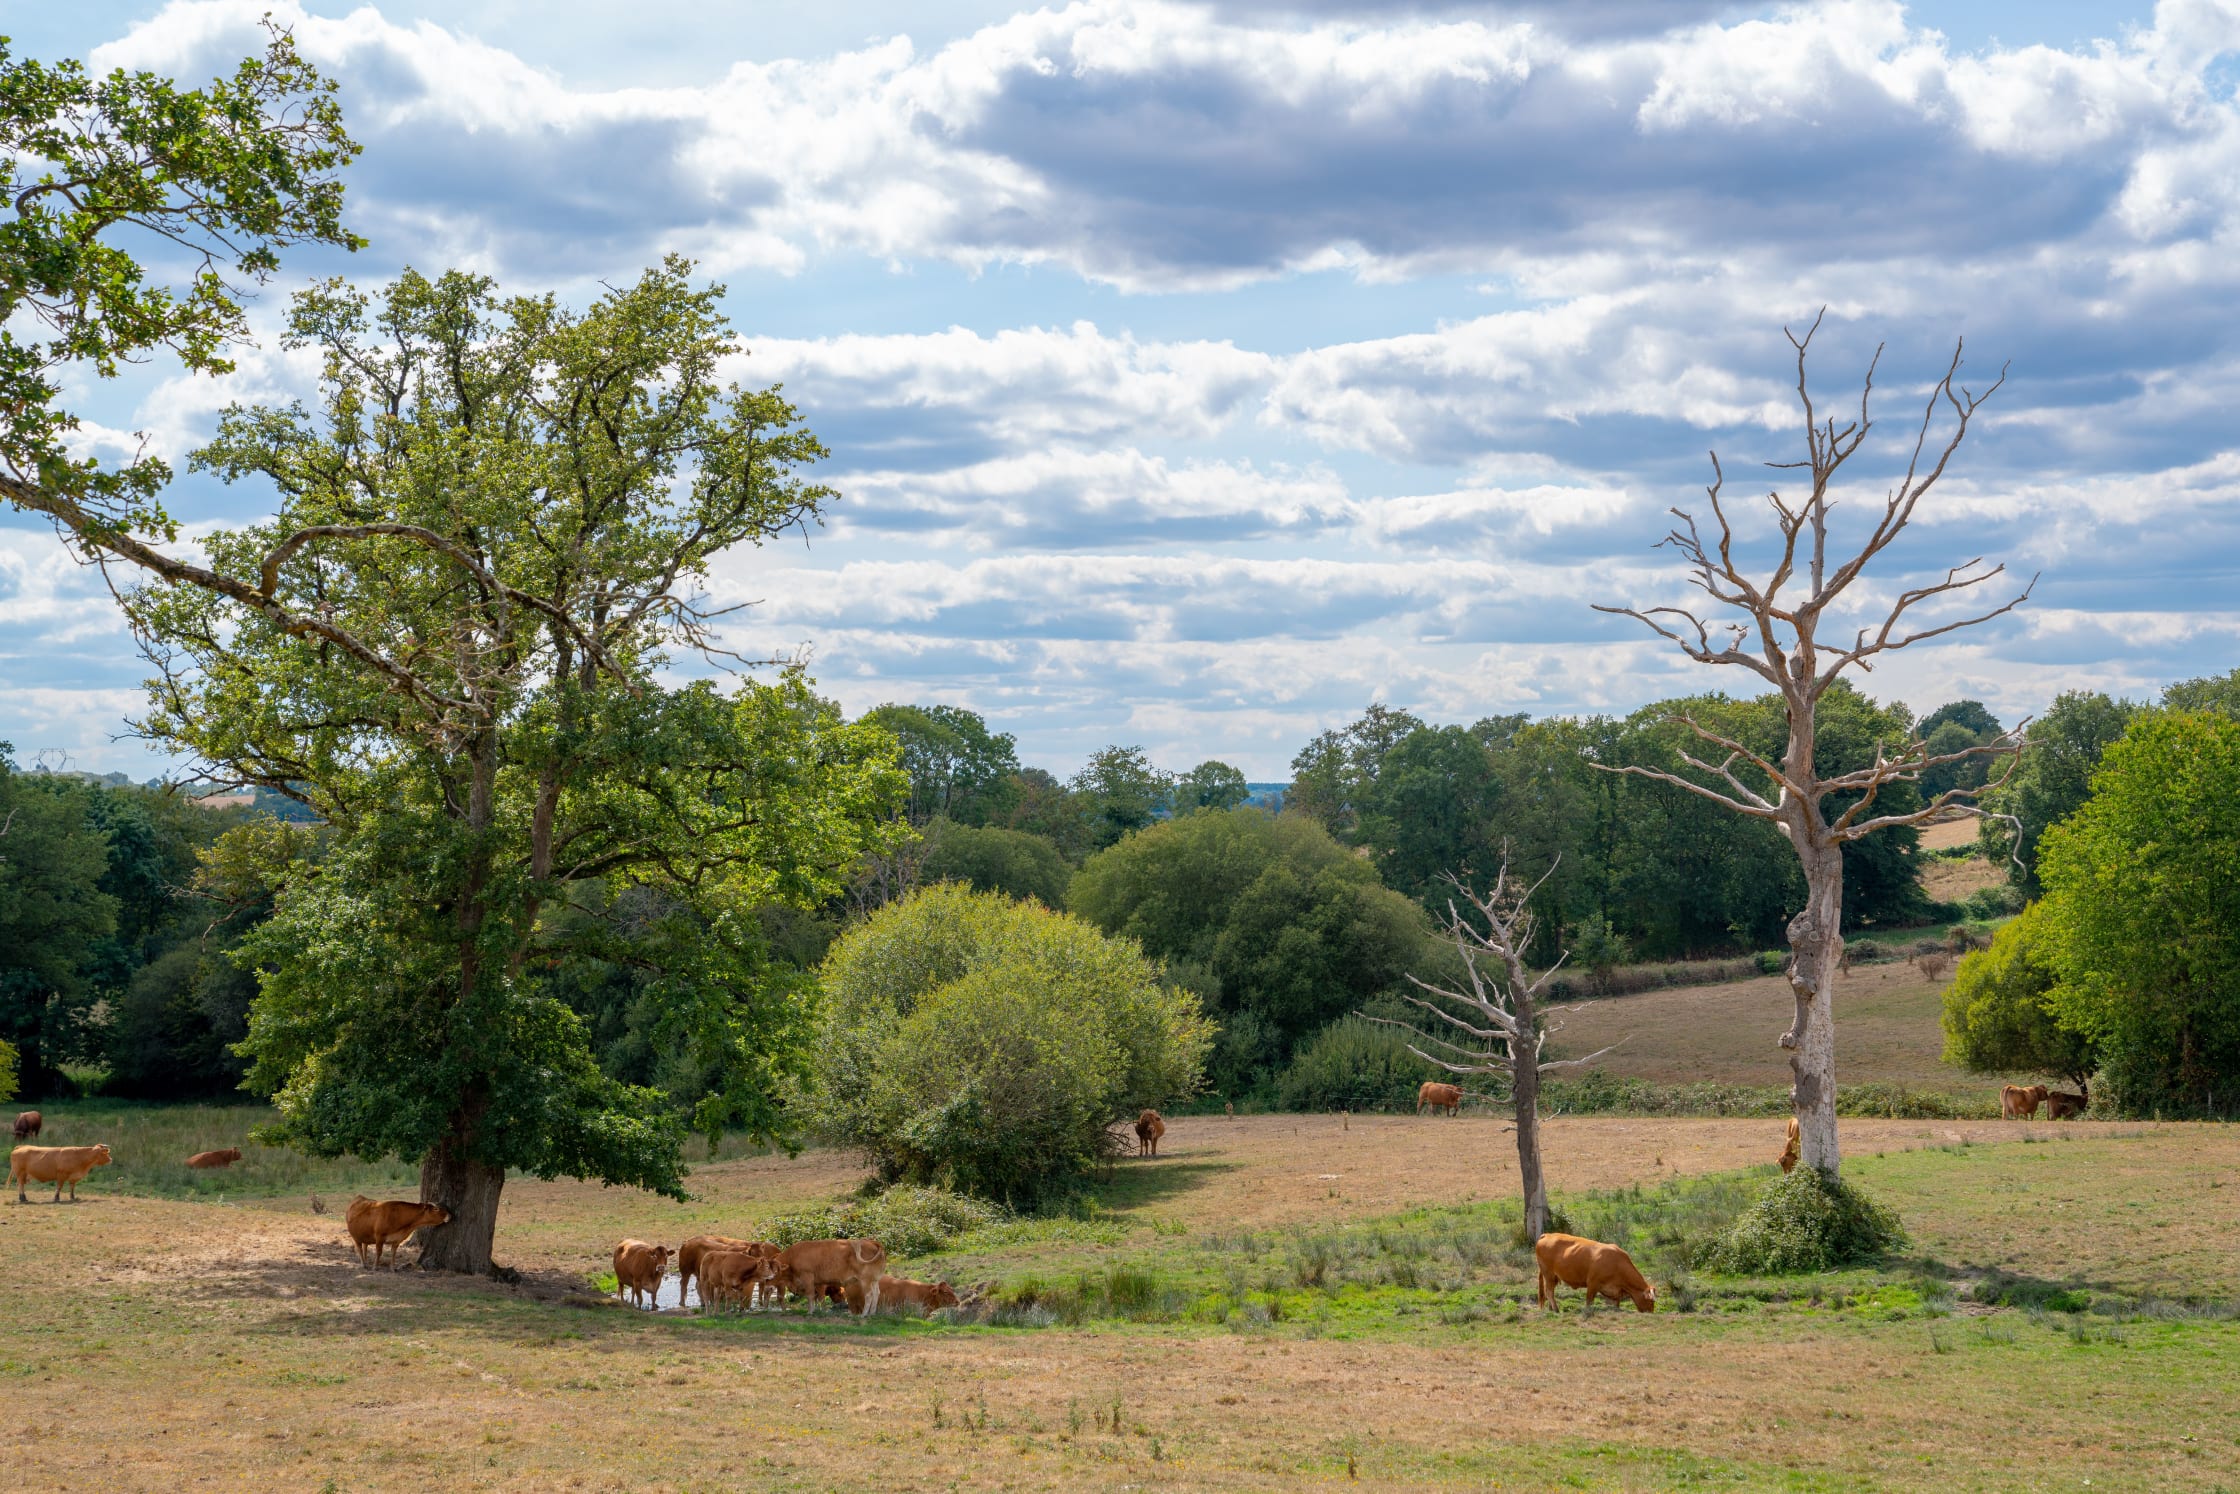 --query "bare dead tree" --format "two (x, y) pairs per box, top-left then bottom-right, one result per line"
(1370, 859), (1619, 1242)
(1594, 312), (2033, 1176)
